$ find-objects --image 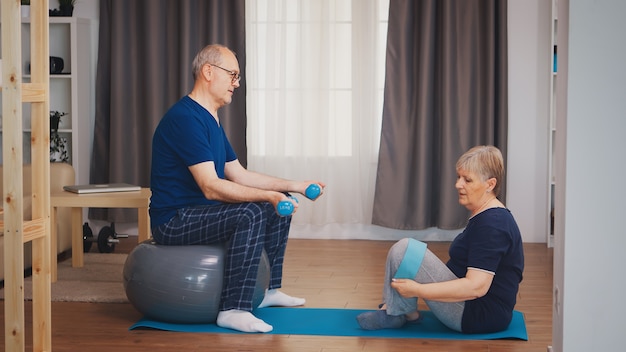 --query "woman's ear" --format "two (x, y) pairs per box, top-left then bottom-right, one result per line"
(487, 177), (497, 192)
